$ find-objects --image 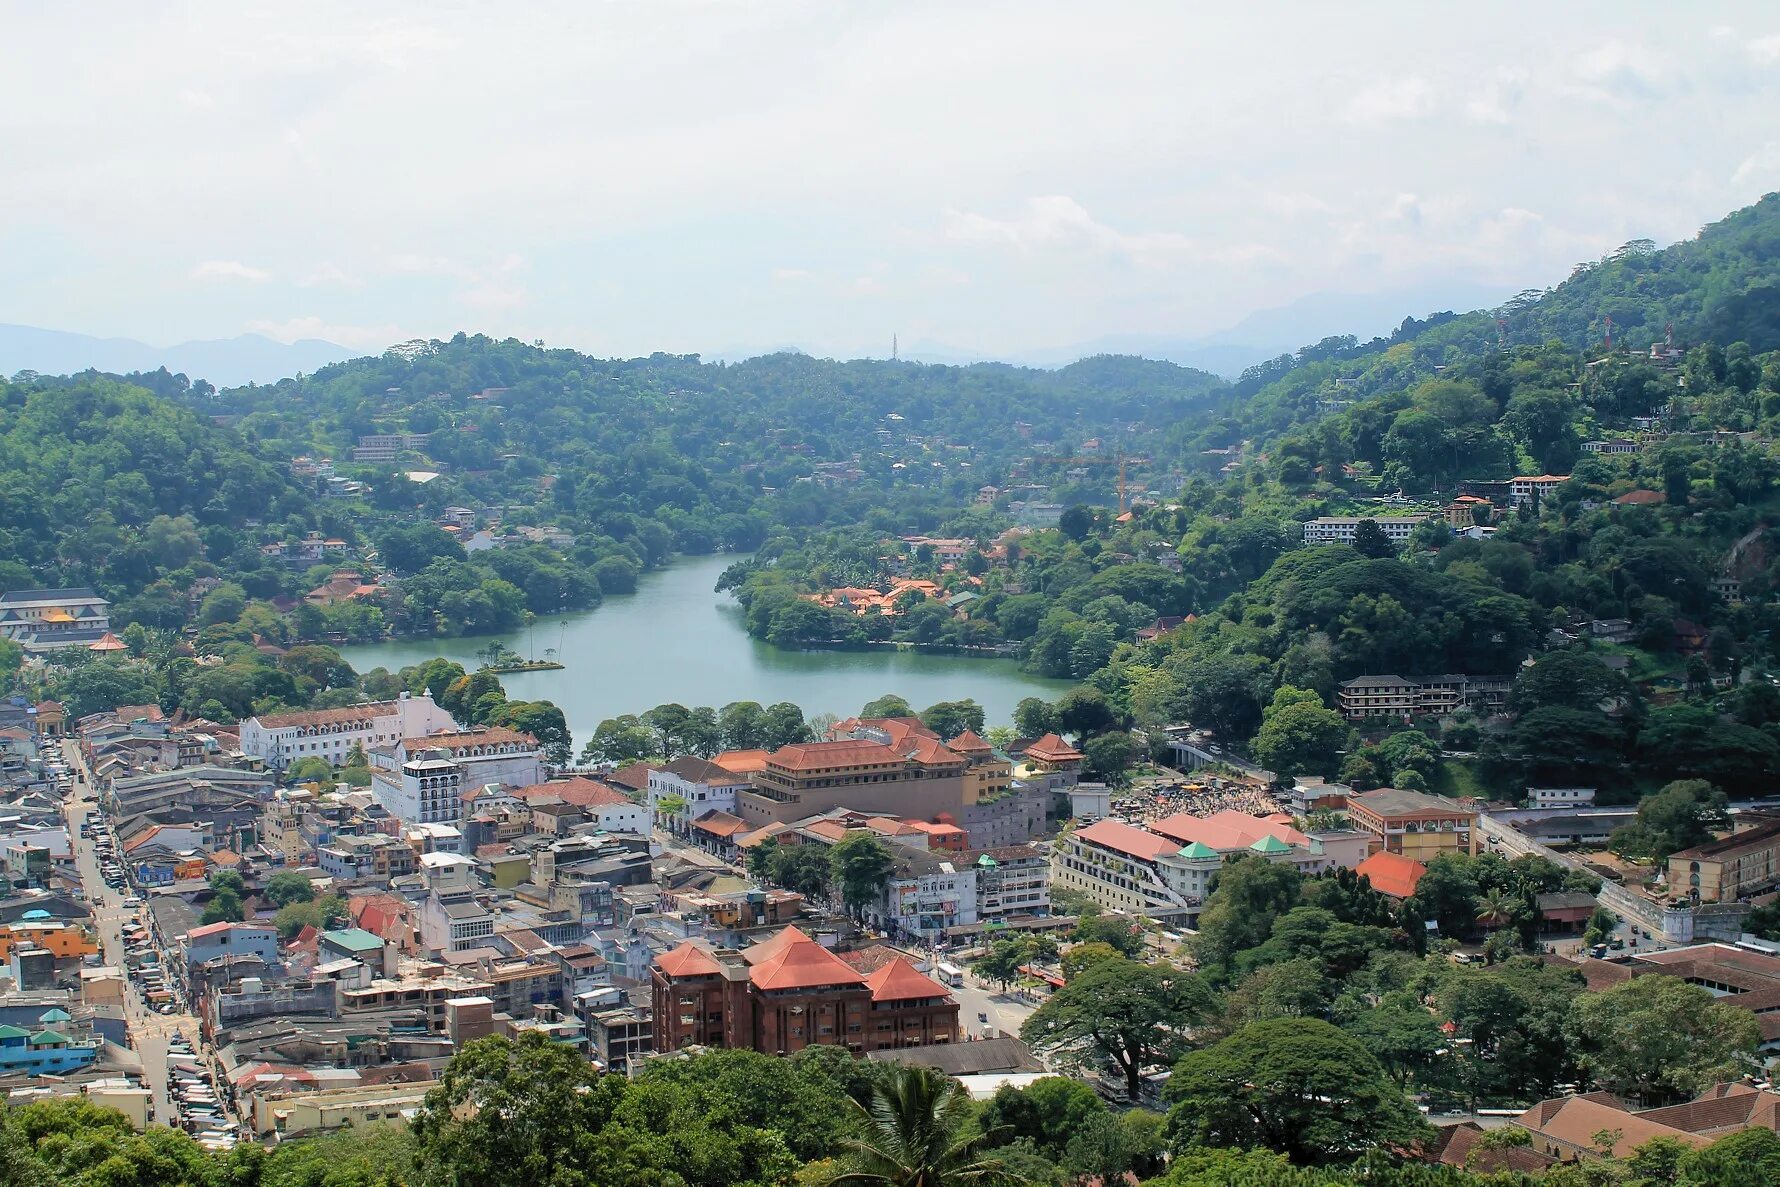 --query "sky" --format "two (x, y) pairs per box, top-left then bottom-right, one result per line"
(5, 2), (1780, 361)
